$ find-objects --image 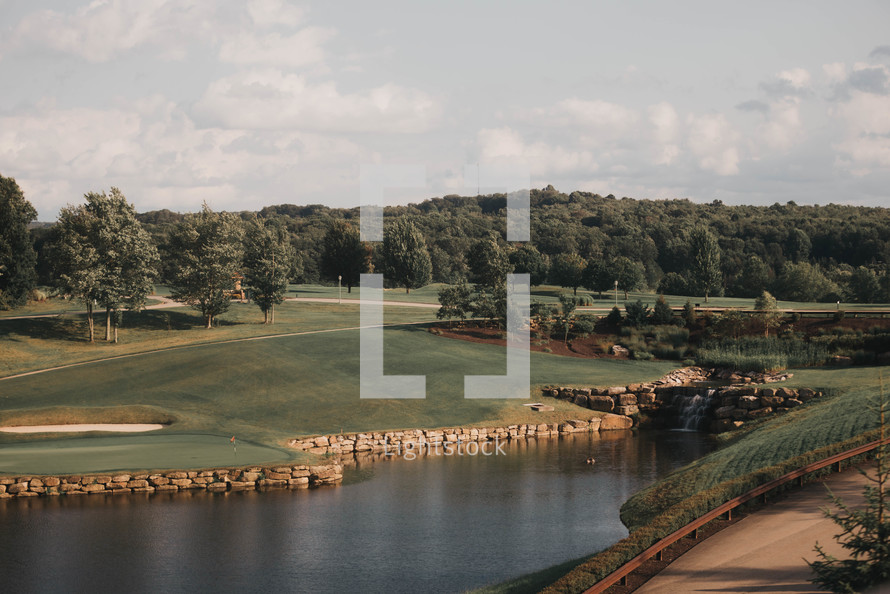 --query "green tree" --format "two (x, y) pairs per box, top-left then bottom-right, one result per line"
(0, 174), (38, 309)
(786, 228), (812, 263)
(809, 389), (890, 592)
(689, 226), (723, 303)
(320, 219), (368, 293)
(468, 236), (511, 290)
(754, 290), (783, 338)
(715, 309), (746, 339)
(614, 256), (646, 300)
(774, 262), (841, 303)
(651, 295), (674, 326)
(50, 189), (158, 342)
(656, 272), (689, 297)
(382, 218), (432, 293)
(550, 253), (586, 295)
(244, 218), (297, 324)
(583, 258), (612, 298)
(436, 280), (472, 327)
(509, 243), (548, 286)
(683, 300), (698, 327)
(848, 267), (882, 304)
(558, 293), (577, 344)
(167, 205), (244, 328)
(731, 255), (771, 298)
